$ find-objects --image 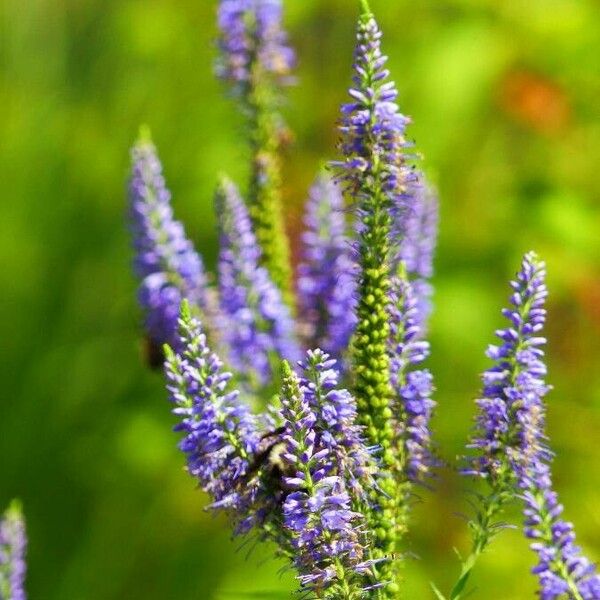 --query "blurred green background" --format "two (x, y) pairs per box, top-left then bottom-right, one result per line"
(1, 0), (599, 598)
